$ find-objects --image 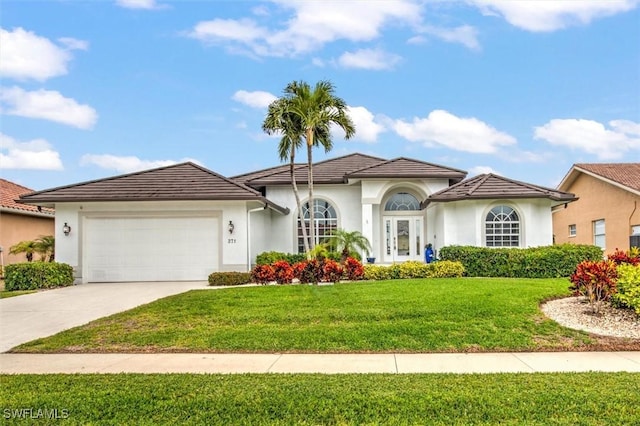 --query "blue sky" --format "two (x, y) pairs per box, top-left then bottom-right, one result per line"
(1, 0), (639, 192)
